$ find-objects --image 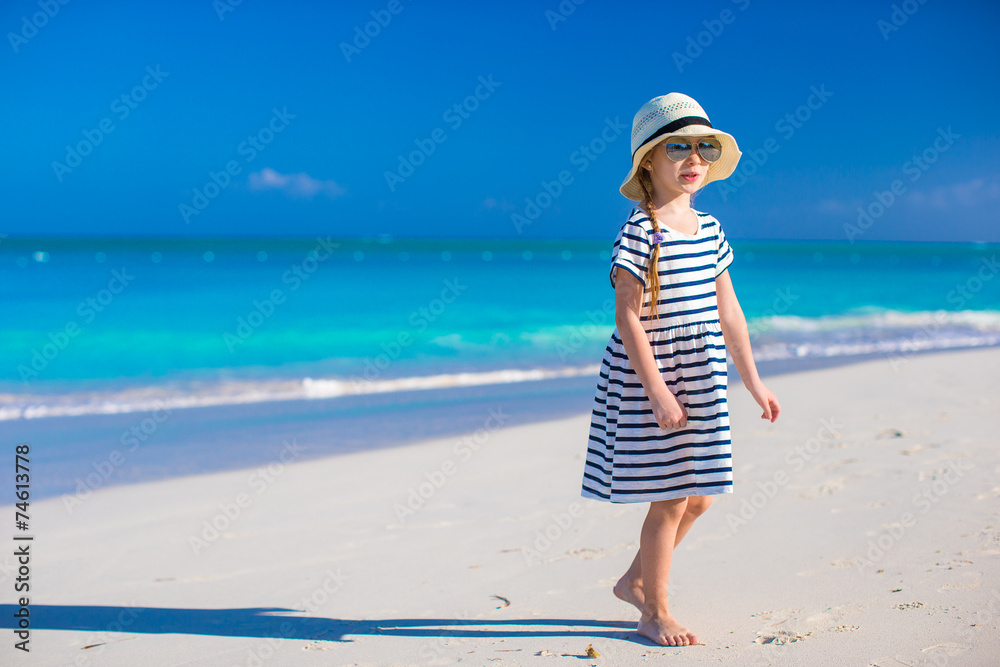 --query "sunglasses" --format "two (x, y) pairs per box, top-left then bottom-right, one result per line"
(662, 137), (722, 163)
